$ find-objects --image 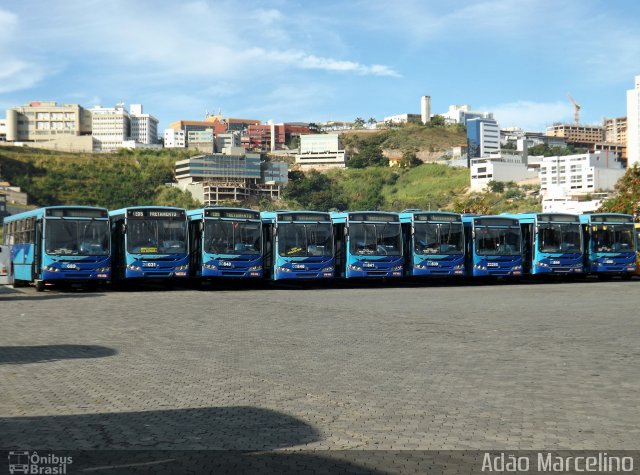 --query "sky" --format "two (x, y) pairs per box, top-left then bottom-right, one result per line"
(1, 0), (639, 132)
